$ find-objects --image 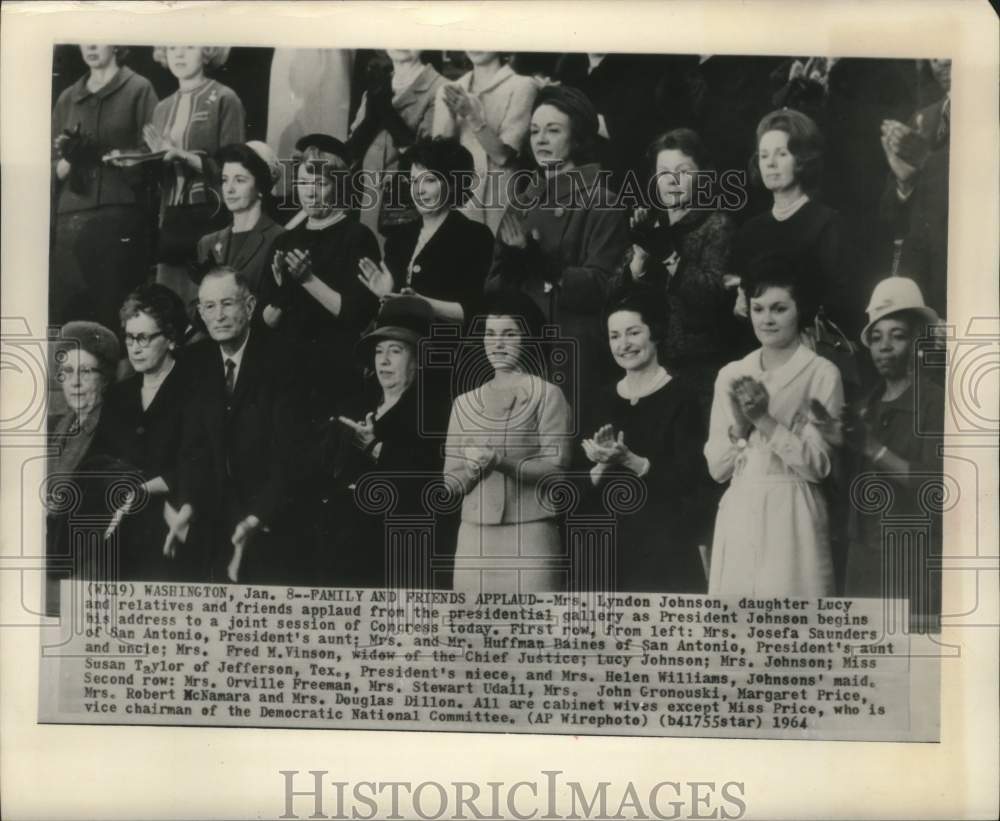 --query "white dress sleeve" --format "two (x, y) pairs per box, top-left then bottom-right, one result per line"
(765, 359), (844, 482)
